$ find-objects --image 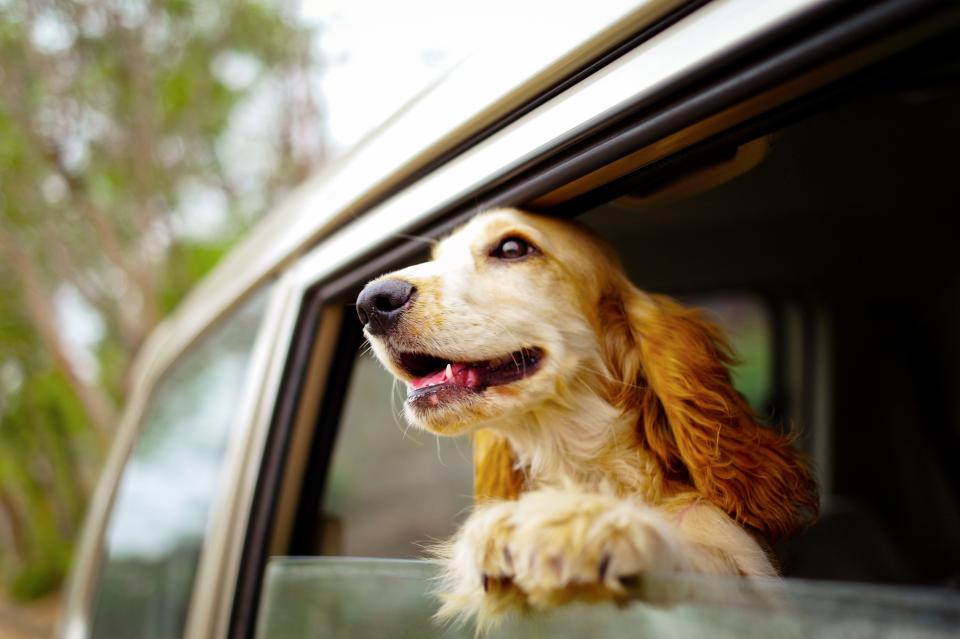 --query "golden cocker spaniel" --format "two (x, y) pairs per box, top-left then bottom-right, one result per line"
(356, 208), (818, 628)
